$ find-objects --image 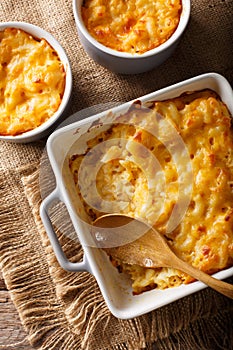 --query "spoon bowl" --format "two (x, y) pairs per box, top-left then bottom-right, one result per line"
(94, 214), (233, 299)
